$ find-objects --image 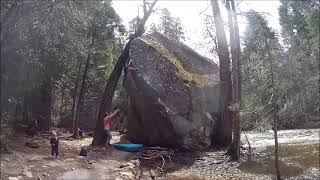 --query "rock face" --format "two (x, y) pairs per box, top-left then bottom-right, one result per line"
(126, 32), (220, 150)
